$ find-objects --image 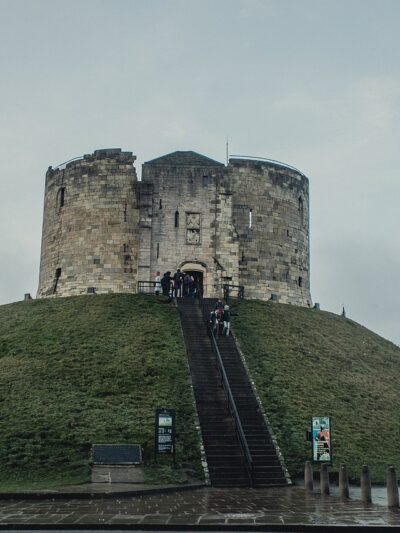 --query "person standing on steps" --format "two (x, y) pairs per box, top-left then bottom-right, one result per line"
(189, 275), (195, 298)
(183, 272), (190, 297)
(222, 305), (230, 336)
(154, 271), (161, 296)
(161, 271), (172, 297)
(215, 299), (224, 312)
(173, 269), (182, 298)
